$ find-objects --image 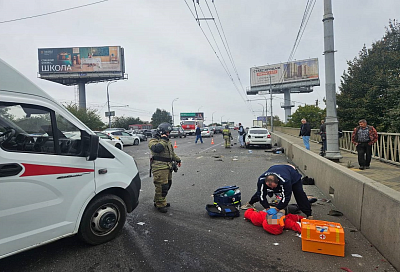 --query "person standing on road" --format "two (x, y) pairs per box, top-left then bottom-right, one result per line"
(195, 124), (203, 144)
(222, 125), (233, 148)
(299, 118), (311, 150)
(238, 123), (245, 148)
(148, 123), (182, 213)
(241, 164), (313, 219)
(351, 119), (378, 170)
(319, 119), (326, 156)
